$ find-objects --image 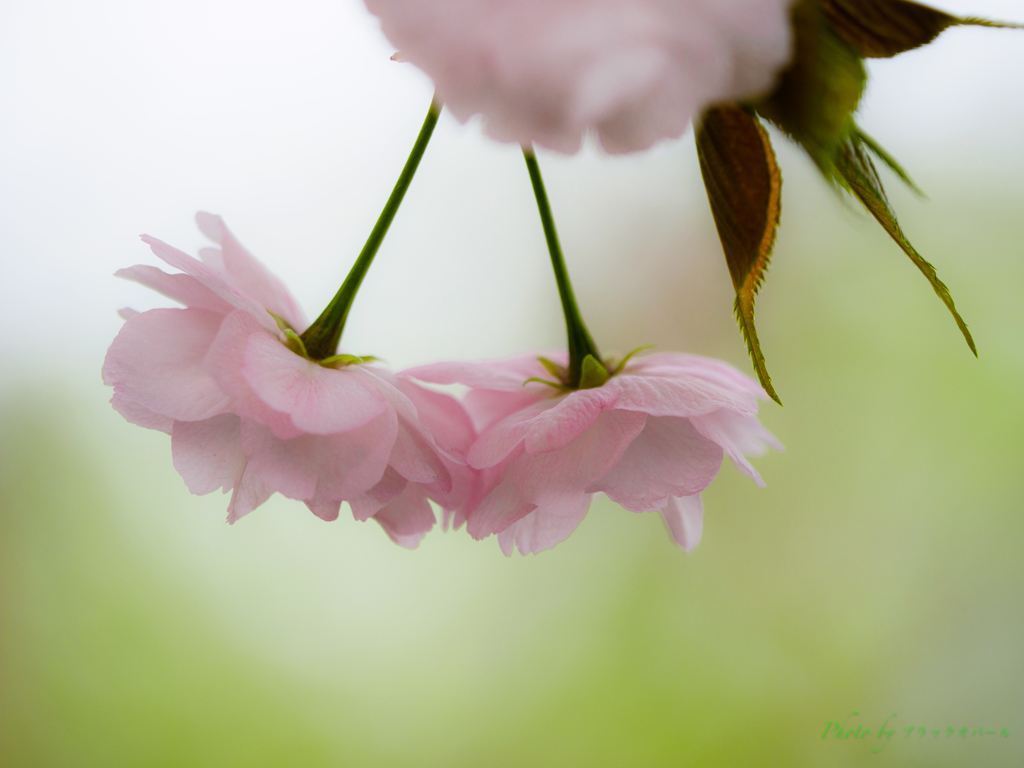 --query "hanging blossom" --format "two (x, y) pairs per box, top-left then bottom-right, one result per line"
(102, 213), (477, 547)
(364, 0), (795, 153)
(405, 350), (780, 555)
